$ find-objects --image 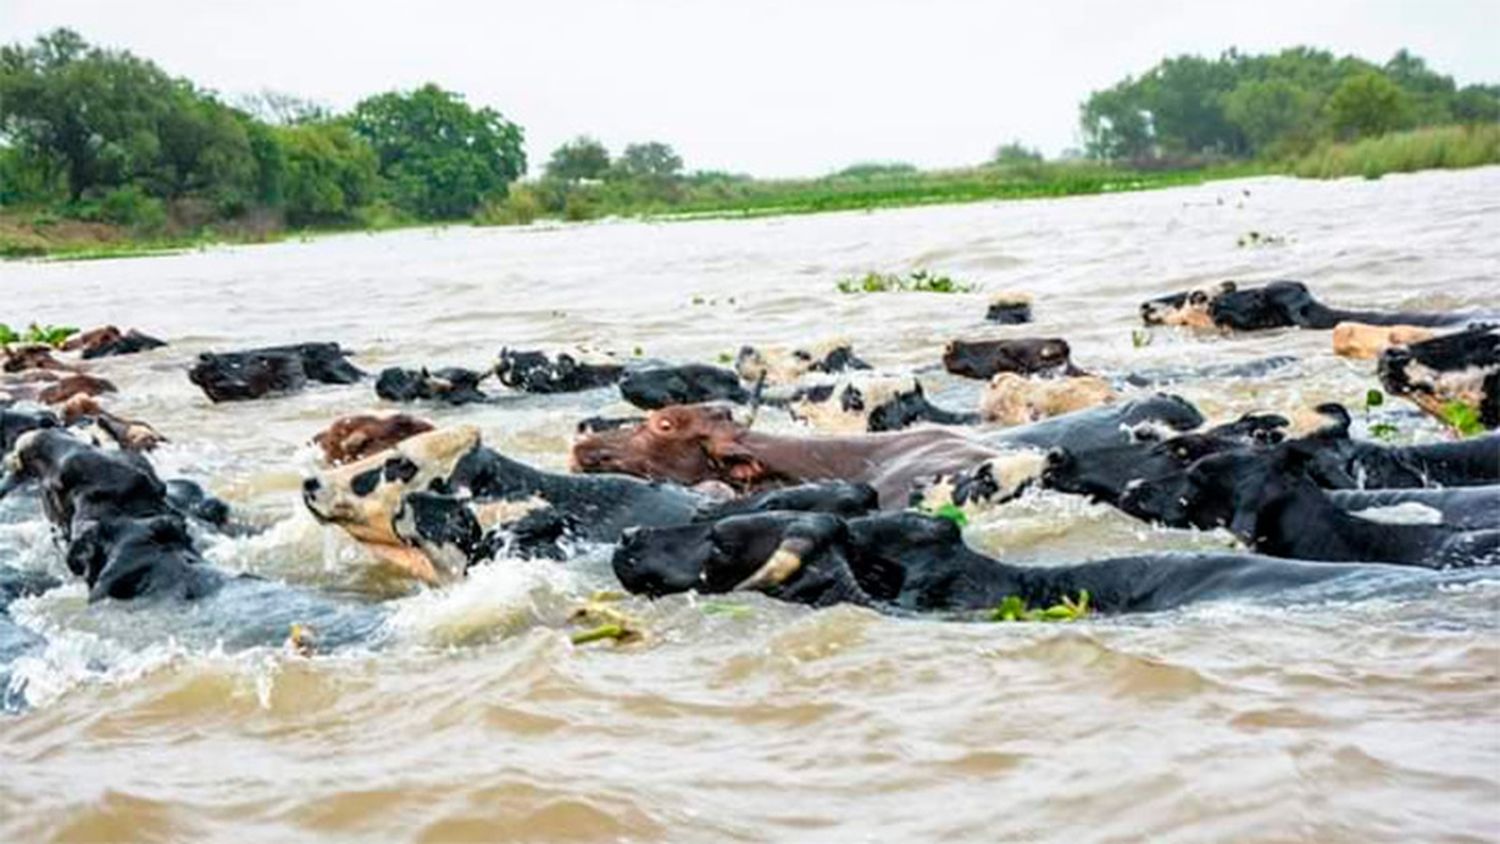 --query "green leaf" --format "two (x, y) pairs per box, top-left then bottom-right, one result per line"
(570, 623), (627, 645)
(989, 595), (1029, 622)
(22, 323), (79, 348)
(931, 503), (969, 528)
(1365, 389), (1384, 408)
(988, 590), (1091, 623)
(1368, 422), (1400, 442)
(834, 269), (973, 295)
(1441, 401), (1485, 437)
